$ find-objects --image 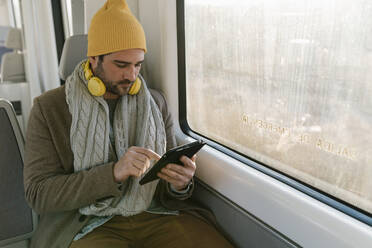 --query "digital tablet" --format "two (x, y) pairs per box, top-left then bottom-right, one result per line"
(139, 140), (206, 185)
